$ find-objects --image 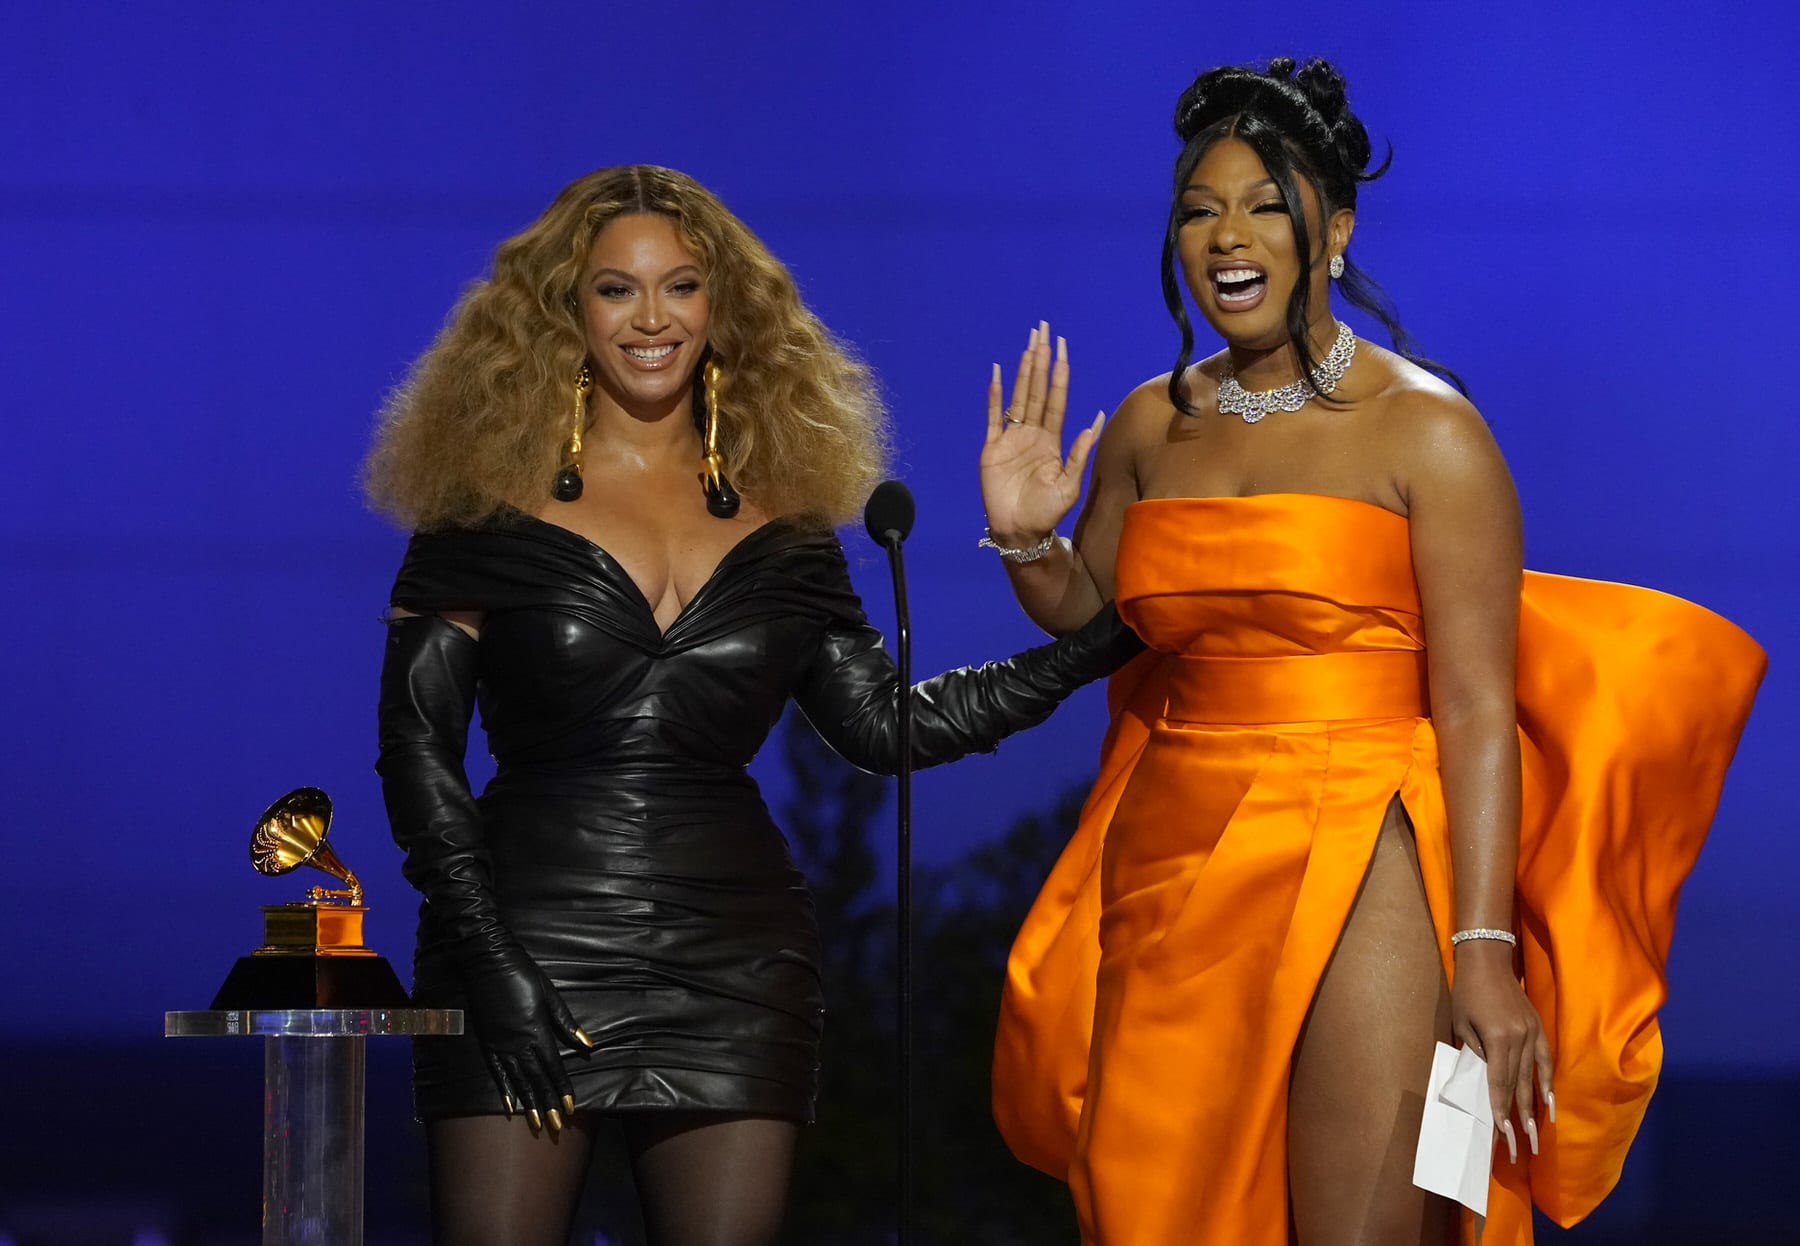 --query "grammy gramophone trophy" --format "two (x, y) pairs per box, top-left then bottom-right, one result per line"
(209, 786), (410, 1009)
